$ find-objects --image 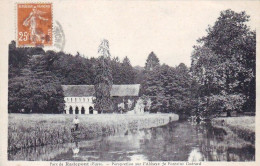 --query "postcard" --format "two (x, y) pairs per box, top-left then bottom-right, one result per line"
(0, 0), (259, 166)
